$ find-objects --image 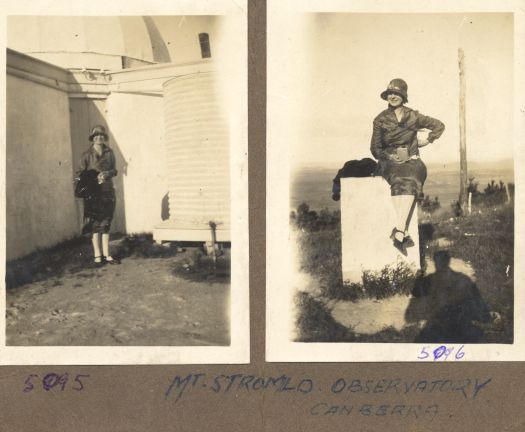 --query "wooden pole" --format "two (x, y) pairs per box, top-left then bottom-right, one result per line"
(208, 221), (218, 268)
(458, 48), (468, 214)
